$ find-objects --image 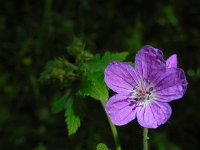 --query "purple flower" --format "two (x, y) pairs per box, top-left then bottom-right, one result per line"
(104, 45), (188, 128)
